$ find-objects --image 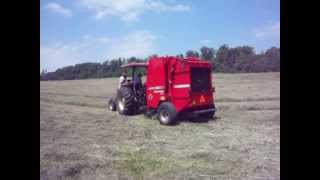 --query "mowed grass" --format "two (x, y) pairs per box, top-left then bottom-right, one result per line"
(40, 72), (280, 180)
